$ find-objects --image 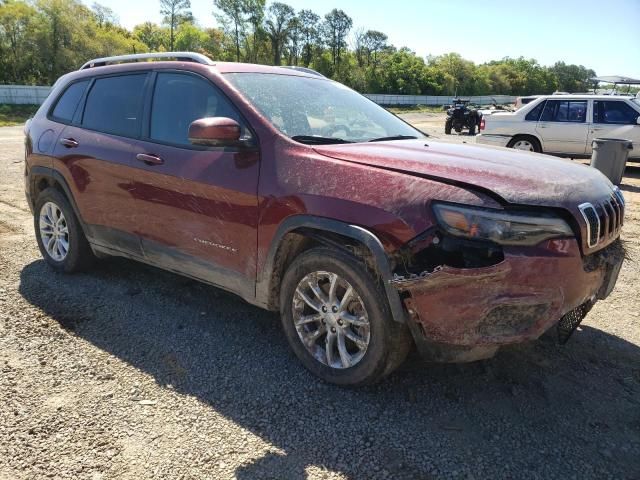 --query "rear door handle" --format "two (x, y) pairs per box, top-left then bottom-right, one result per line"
(60, 138), (79, 148)
(136, 153), (164, 166)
